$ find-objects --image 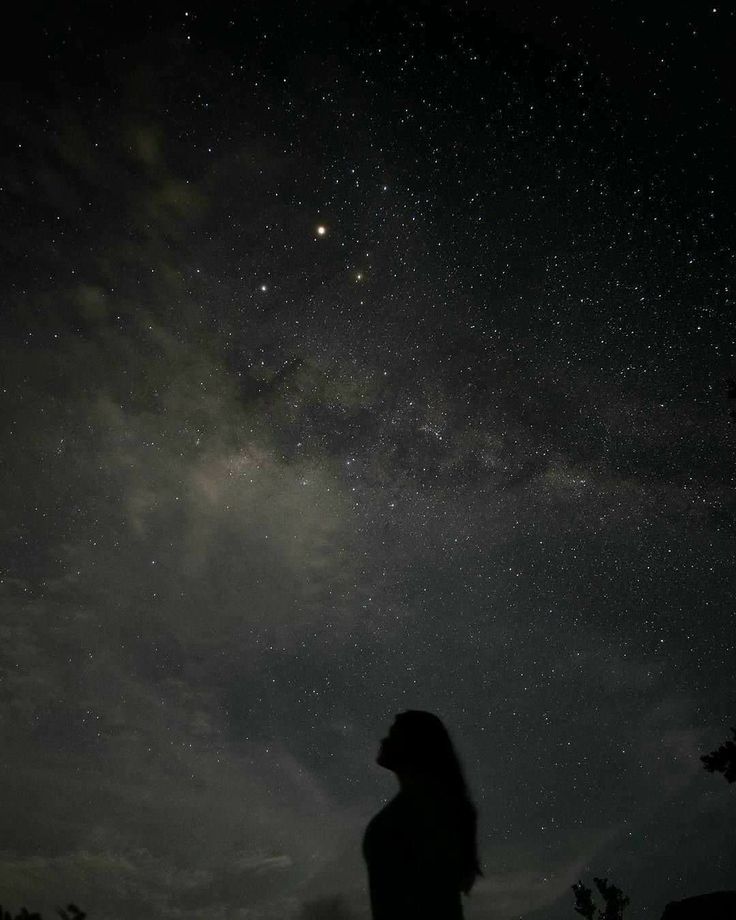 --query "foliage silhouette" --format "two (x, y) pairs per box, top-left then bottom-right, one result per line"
(572, 877), (629, 920)
(572, 881), (596, 919)
(701, 727), (736, 783)
(0, 906), (85, 920)
(57, 908), (85, 920)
